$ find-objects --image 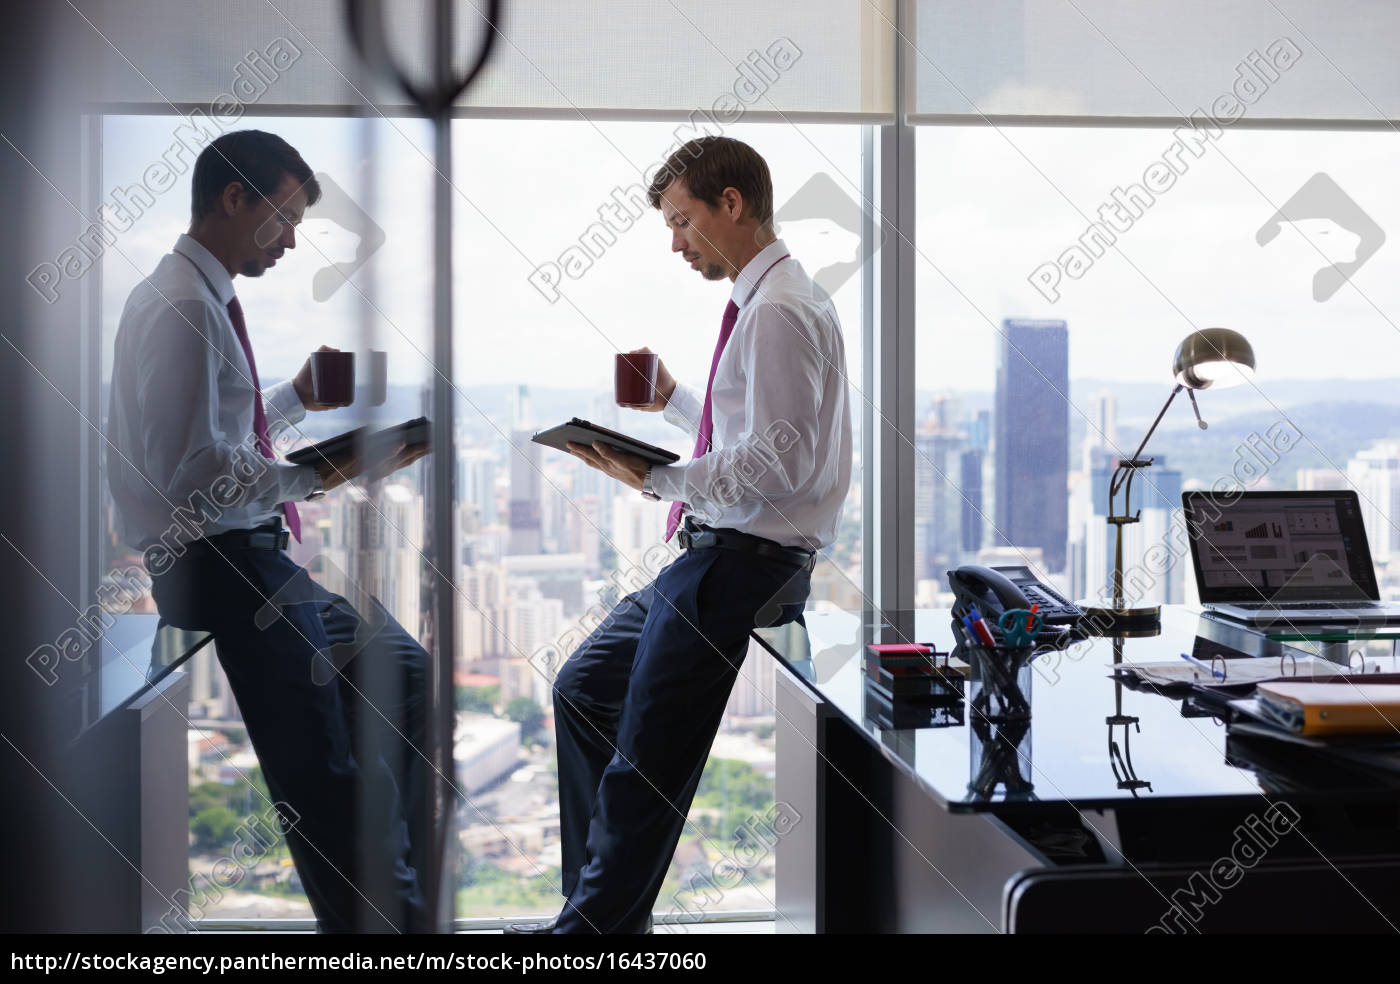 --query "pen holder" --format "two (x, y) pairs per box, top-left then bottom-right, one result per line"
(966, 644), (1034, 723)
